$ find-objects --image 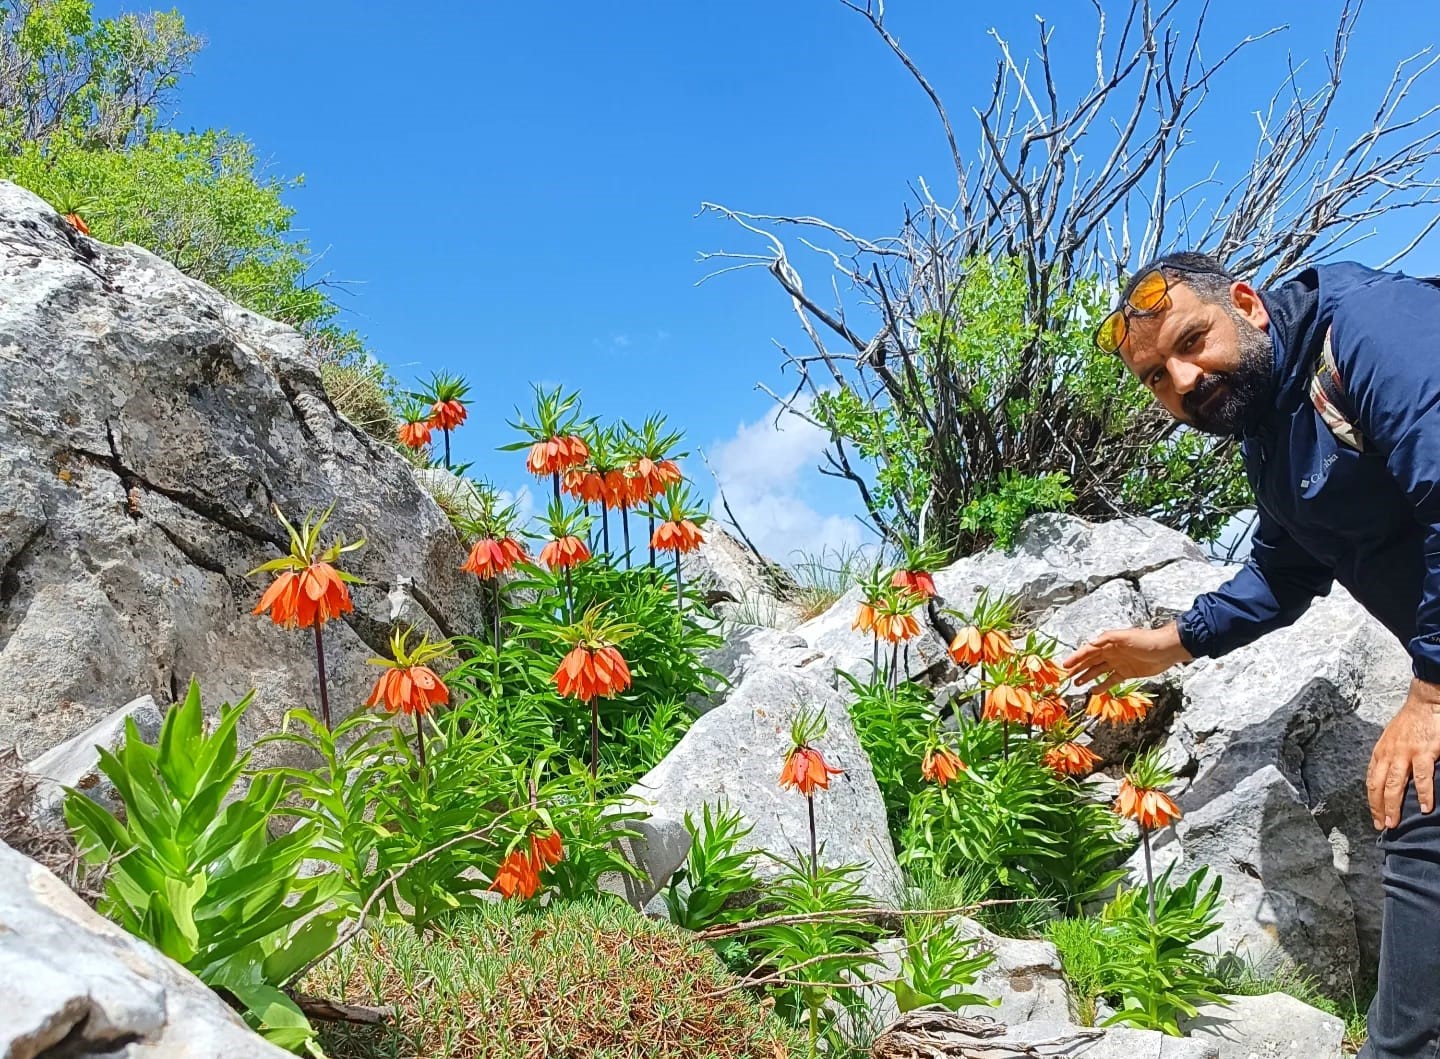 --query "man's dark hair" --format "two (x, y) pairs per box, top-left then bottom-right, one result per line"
(1121, 251), (1237, 307)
